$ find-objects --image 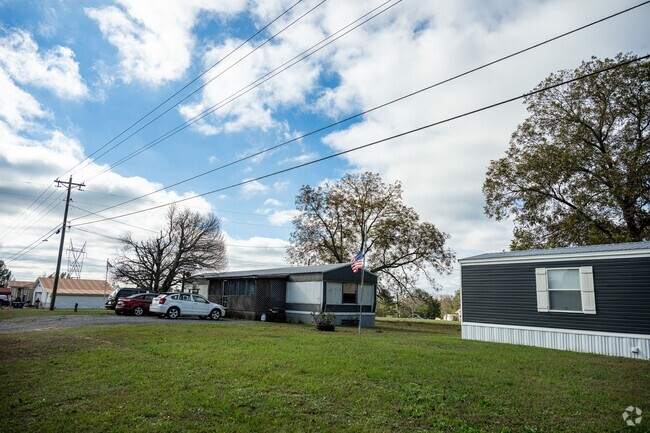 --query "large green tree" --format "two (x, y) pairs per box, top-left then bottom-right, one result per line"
(483, 53), (649, 249)
(287, 172), (455, 295)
